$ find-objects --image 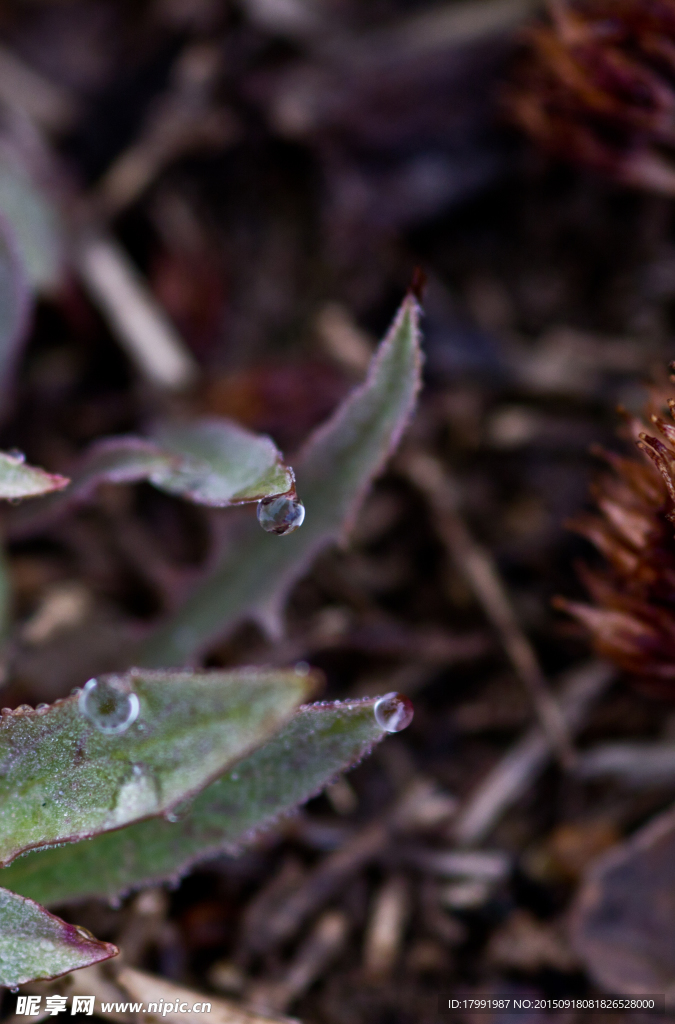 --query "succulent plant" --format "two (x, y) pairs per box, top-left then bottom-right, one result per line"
(0, 273), (422, 986)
